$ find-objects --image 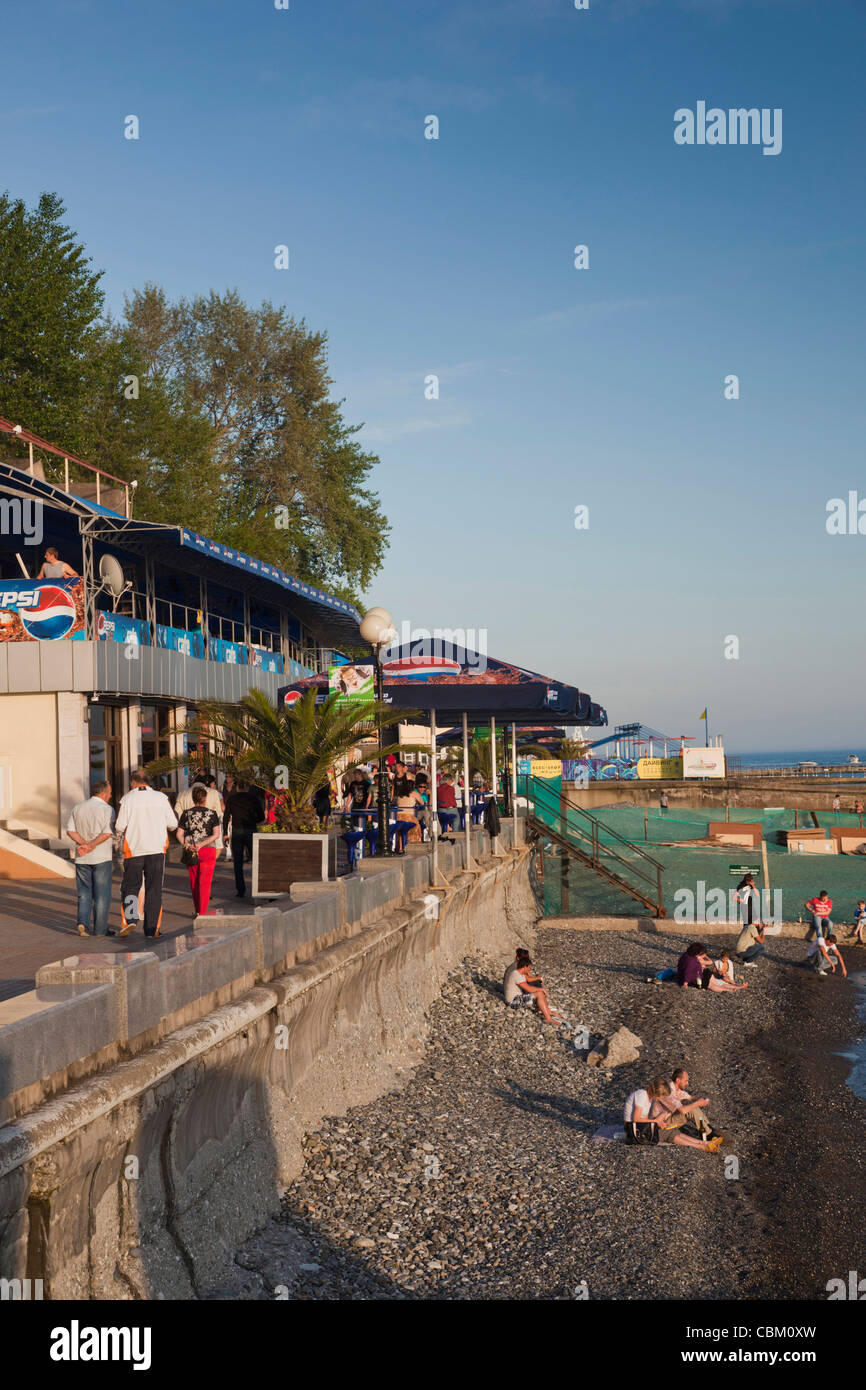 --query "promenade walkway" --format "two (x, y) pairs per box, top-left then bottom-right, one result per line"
(0, 858), (254, 1002)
